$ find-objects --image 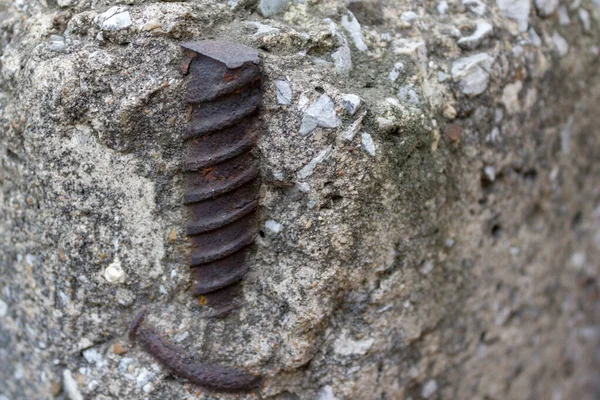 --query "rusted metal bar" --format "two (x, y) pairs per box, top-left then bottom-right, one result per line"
(129, 309), (262, 393)
(181, 40), (263, 316)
